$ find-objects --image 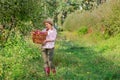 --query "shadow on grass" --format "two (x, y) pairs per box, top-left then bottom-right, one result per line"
(54, 45), (120, 80)
(5, 40), (119, 80)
